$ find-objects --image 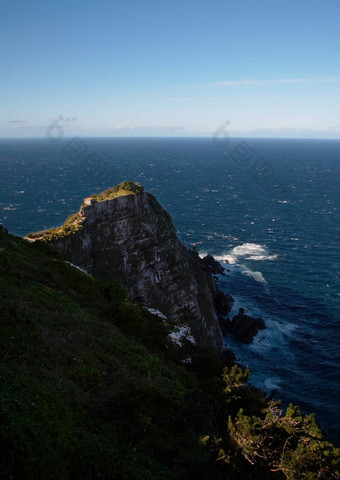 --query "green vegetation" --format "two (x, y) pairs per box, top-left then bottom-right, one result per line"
(25, 181), (144, 242)
(227, 403), (339, 479)
(0, 228), (339, 479)
(88, 181), (145, 203)
(25, 211), (83, 242)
